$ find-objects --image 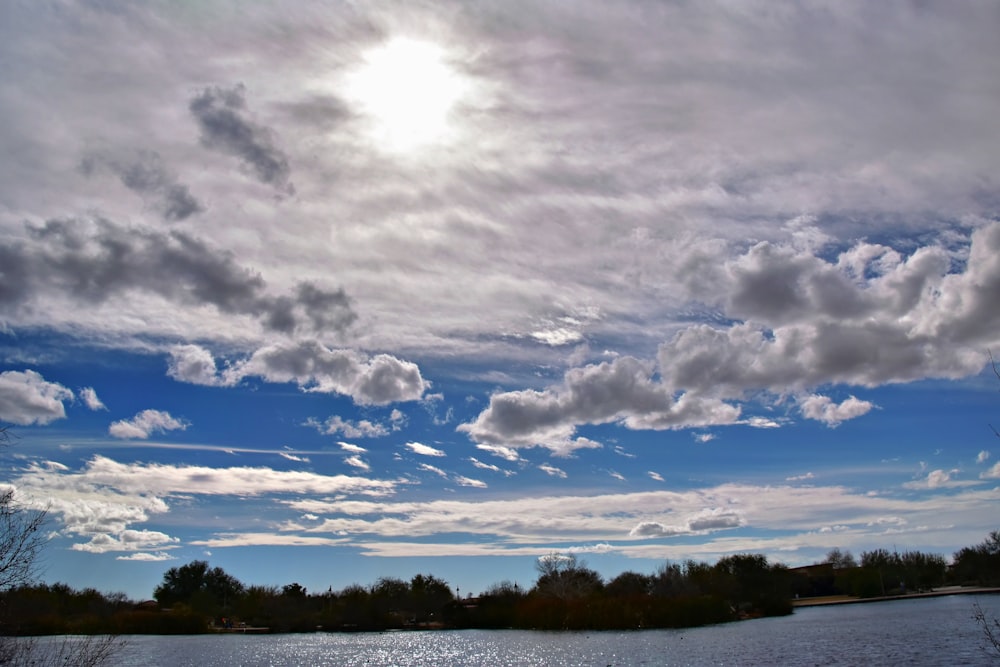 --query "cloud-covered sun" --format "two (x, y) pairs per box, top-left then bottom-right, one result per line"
(346, 38), (467, 153)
